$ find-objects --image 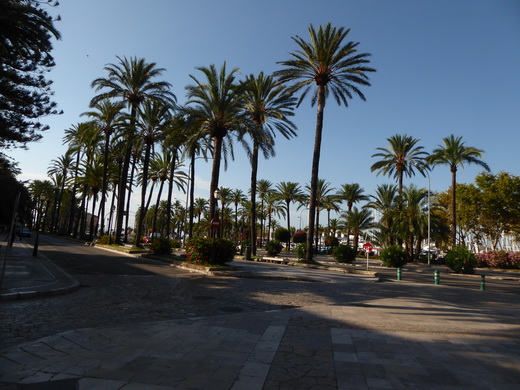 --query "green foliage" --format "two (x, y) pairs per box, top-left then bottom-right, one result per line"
(171, 239), (181, 249)
(150, 237), (173, 255)
(185, 237), (236, 265)
(274, 227), (291, 243)
(292, 230), (307, 243)
(266, 240), (283, 256)
(380, 245), (407, 268)
(444, 246), (477, 274)
(96, 234), (113, 245)
(295, 243), (307, 259)
(333, 245), (357, 263)
(324, 236), (339, 247)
